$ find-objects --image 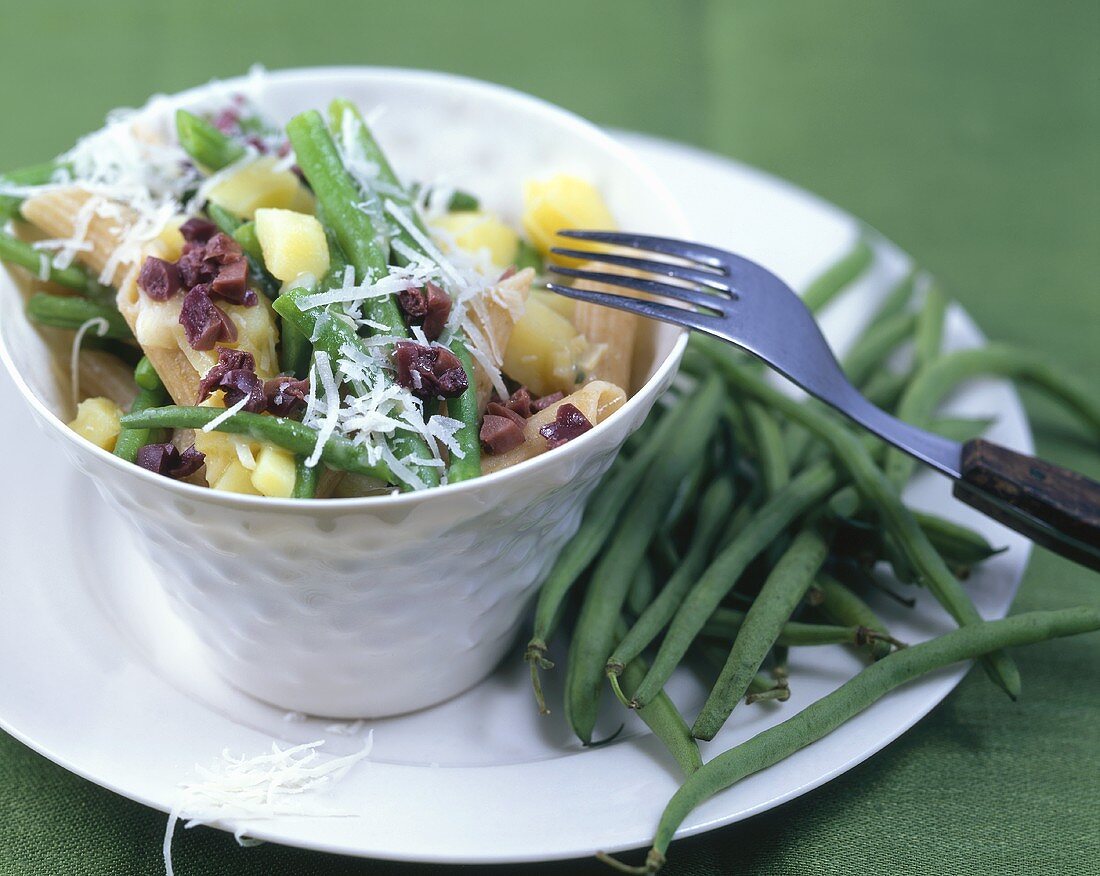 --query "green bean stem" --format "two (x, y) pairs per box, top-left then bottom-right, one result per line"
(815, 573), (894, 660)
(693, 523), (834, 740)
(566, 374), (725, 743)
(121, 406), (394, 482)
(598, 605), (1100, 874)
